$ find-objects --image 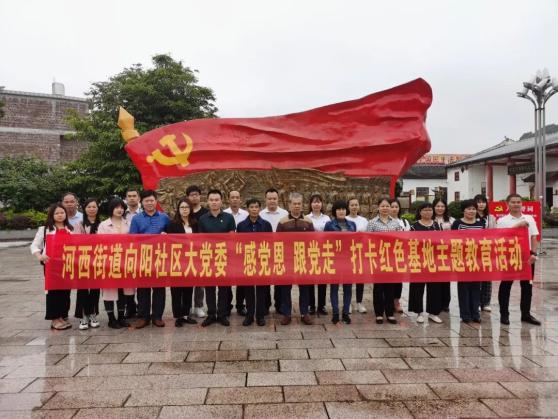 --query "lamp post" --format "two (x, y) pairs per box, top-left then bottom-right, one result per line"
(516, 68), (558, 217)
